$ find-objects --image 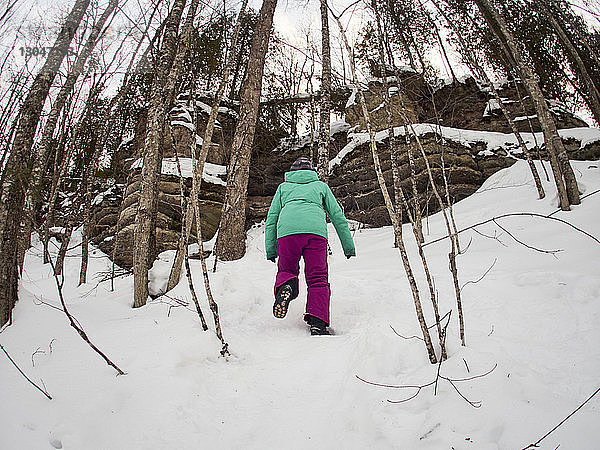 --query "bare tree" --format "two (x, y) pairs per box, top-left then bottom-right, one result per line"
(430, 0), (545, 200)
(472, 0), (580, 209)
(214, 0), (278, 261)
(331, 4), (437, 364)
(132, 0), (187, 308)
(537, 0), (600, 125)
(168, 0), (249, 289)
(317, 0), (332, 183)
(0, 0), (91, 327)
